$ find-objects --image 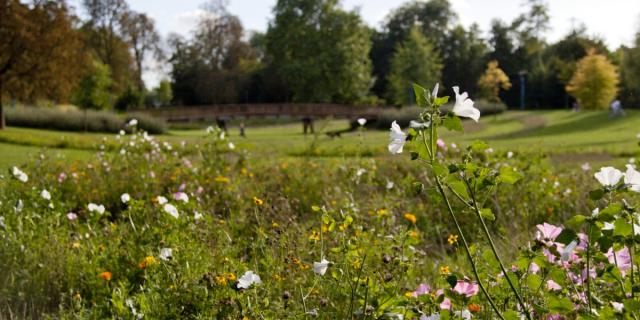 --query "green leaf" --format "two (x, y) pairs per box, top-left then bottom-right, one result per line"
(412, 83), (428, 107)
(410, 152), (419, 160)
(613, 218), (632, 237)
(525, 273), (542, 290)
(480, 208), (495, 221)
(547, 295), (574, 313)
(443, 114), (463, 132)
(445, 274), (458, 288)
(469, 140), (490, 153)
(624, 299), (640, 312)
(498, 166), (524, 184)
(435, 96), (449, 106)
(565, 215), (587, 229)
(598, 203), (622, 221)
(589, 189), (604, 201)
(555, 228), (578, 245)
(446, 178), (469, 200)
(503, 310), (521, 320)
(432, 164), (449, 177)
